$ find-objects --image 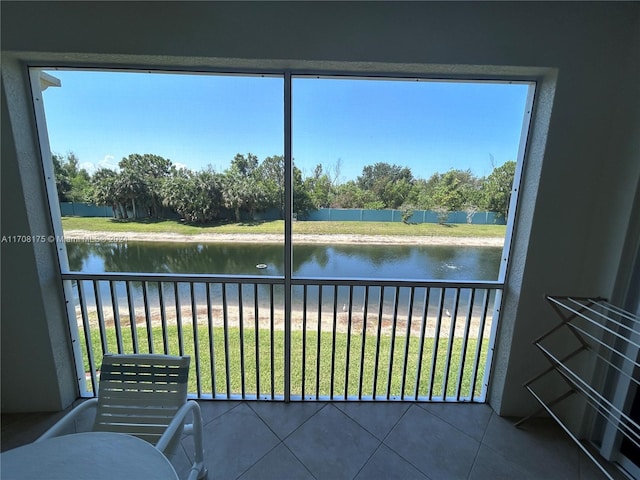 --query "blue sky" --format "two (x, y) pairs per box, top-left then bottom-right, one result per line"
(41, 70), (530, 182)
